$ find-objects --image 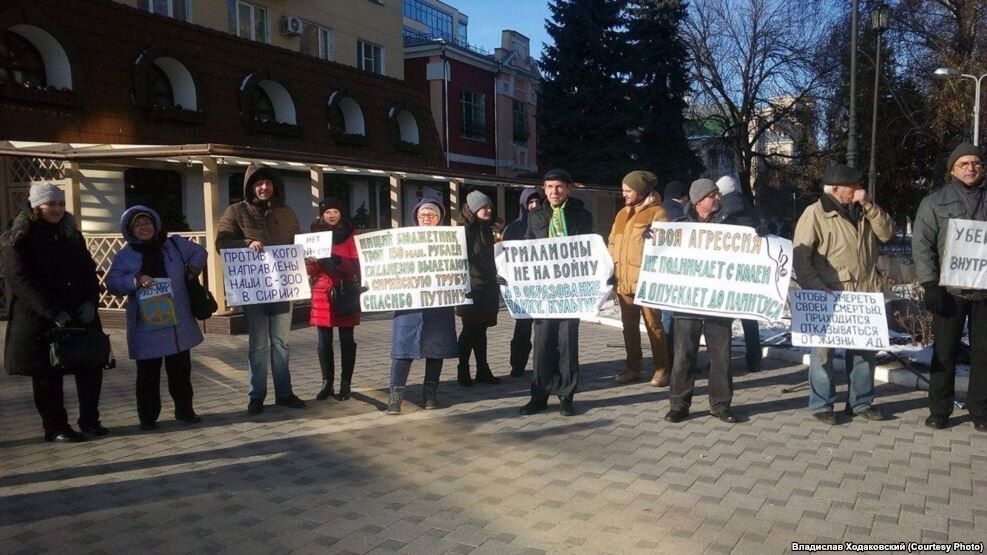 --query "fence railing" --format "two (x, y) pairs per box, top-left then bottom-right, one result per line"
(86, 232), (207, 310)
